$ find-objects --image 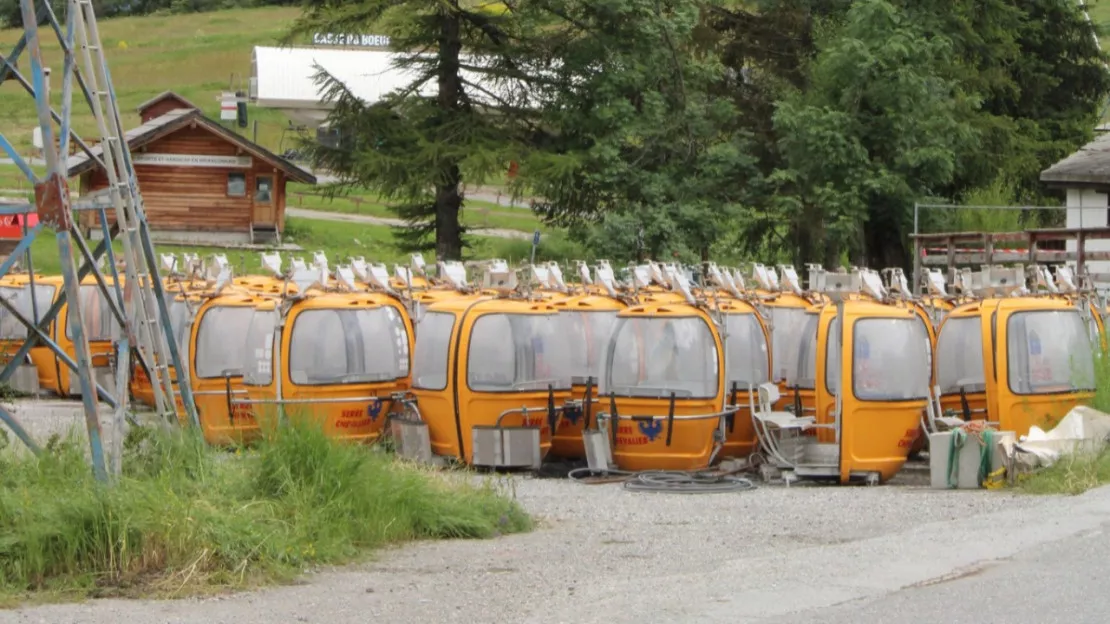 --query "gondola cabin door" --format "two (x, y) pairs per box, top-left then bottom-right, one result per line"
(454, 301), (573, 464)
(410, 296), (486, 460)
(934, 303), (990, 421)
(720, 304), (771, 459)
(835, 303), (933, 483)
